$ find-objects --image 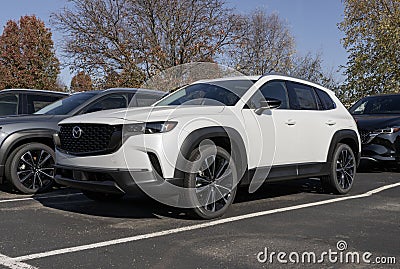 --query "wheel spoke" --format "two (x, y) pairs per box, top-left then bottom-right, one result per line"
(204, 155), (216, 179)
(17, 170), (33, 175)
(36, 173), (44, 188)
(38, 152), (52, 167)
(210, 188), (216, 212)
(20, 154), (34, 168)
(215, 159), (228, 179)
(215, 185), (229, 204)
(38, 170), (54, 179)
(19, 172), (34, 183)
